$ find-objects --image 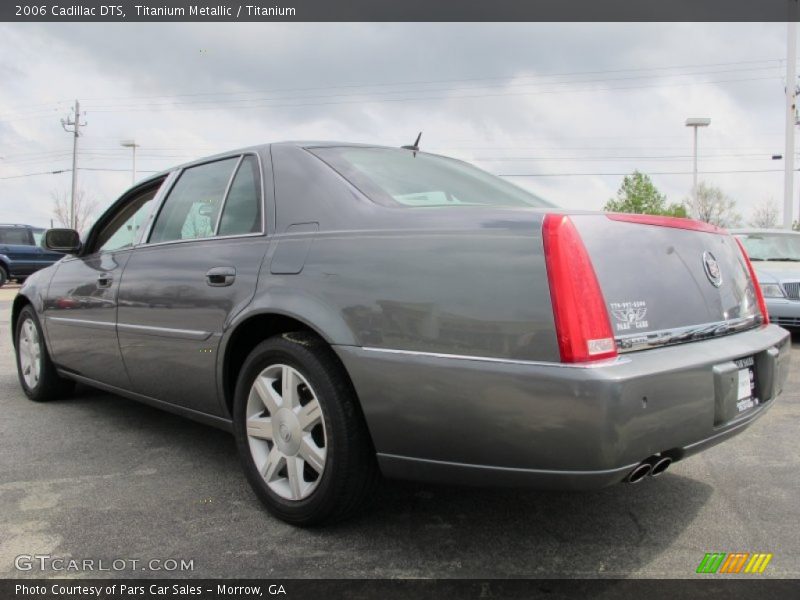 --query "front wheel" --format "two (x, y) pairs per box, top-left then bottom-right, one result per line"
(0, 265), (7, 288)
(15, 305), (74, 401)
(233, 333), (378, 525)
